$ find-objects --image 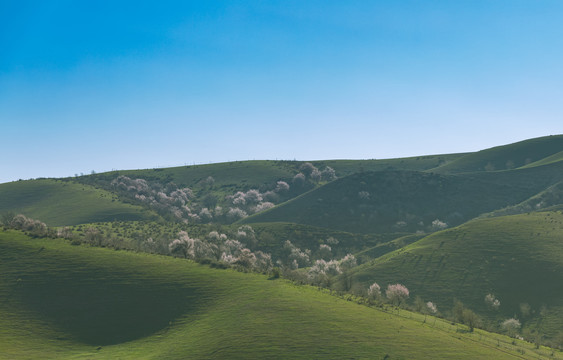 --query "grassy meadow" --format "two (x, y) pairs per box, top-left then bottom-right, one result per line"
(344, 211), (563, 344)
(1, 229), (558, 359)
